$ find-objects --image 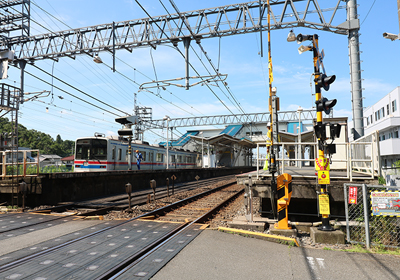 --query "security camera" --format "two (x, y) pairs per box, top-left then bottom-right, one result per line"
(383, 32), (399, 41)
